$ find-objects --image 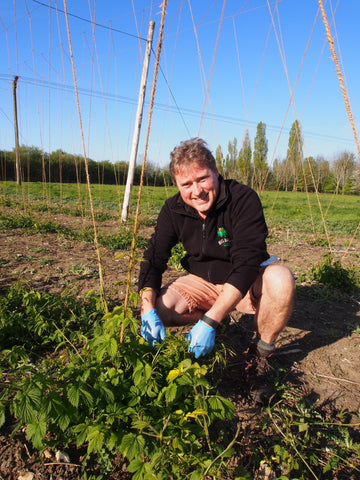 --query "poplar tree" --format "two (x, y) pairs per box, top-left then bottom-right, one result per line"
(225, 137), (238, 178)
(287, 120), (303, 191)
(215, 144), (225, 177)
(237, 130), (252, 185)
(252, 122), (268, 190)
